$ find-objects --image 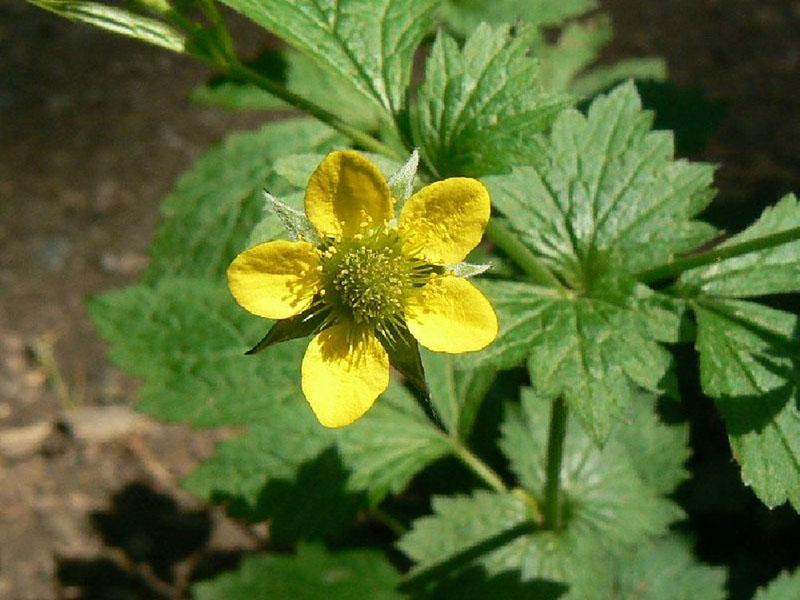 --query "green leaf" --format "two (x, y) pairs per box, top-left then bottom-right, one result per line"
(483, 82), (717, 285)
(422, 351), (496, 440)
(217, 0), (437, 126)
(193, 543), (403, 600)
(27, 0), (185, 52)
(412, 24), (568, 178)
(680, 194), (800, 297)
(336, 384), (451, 505)
(611, 536), (727, 600)
(144, 119), (343, 282)
(693, 298), (800, 510)
(753, 569), (800, 600)
(420, 567), (566, 600)
(466, 280), (676, 442)
(191, 79), (285, 112)
(441, 0), (598, 33)
(182, 406), (361, 543)
(89, 277), (308, 427)
(400, 390), (683, 598)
